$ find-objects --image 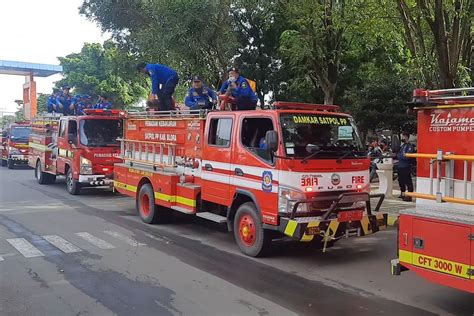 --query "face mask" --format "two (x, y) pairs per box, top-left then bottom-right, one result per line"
(229, 76), (237, 83)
